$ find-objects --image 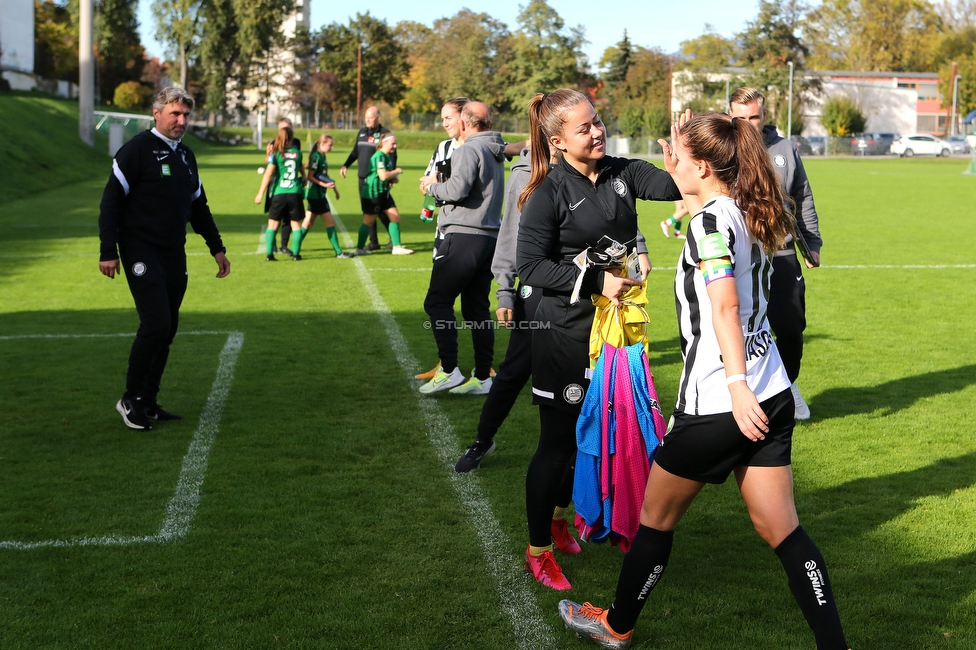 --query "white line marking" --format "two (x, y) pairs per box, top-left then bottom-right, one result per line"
(0, 330), (235, 341)
(0, 331), (244, 550)
(332, 212), (558, 649)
